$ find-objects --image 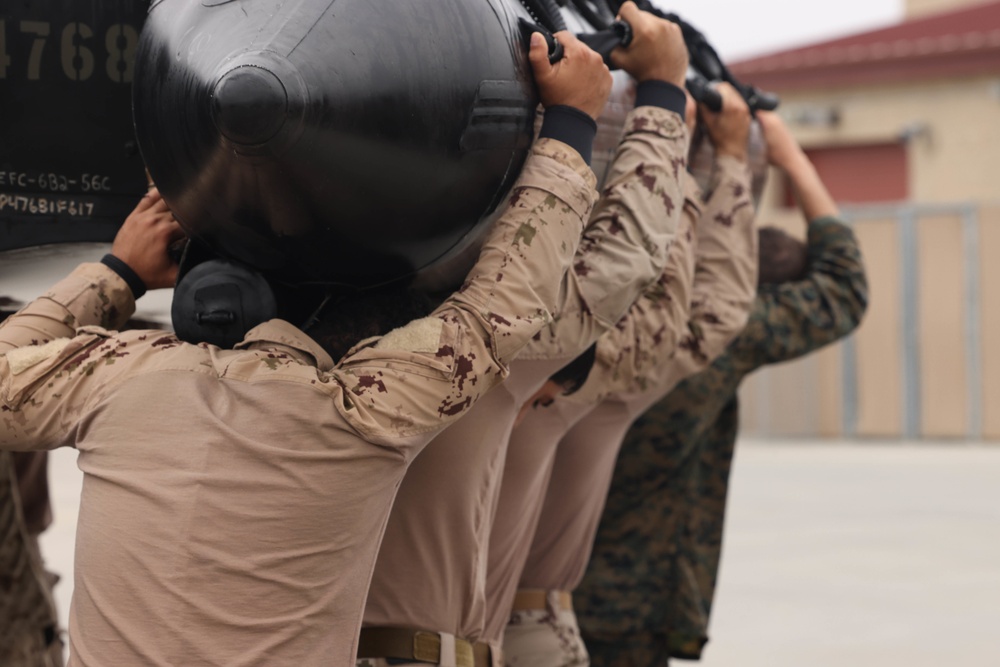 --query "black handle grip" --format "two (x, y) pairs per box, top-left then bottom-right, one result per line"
(744, 87), (781, 112)
(518, 18), (565, 64)
(686, 76), (722, 113)
(576, 19), (633, 68)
